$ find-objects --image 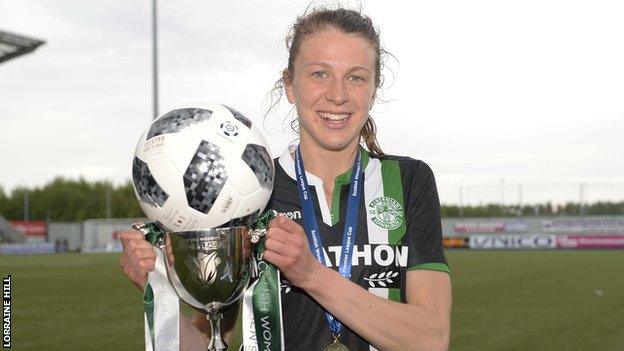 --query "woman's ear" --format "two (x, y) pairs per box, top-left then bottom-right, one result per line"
(283, 69), (296, 104)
